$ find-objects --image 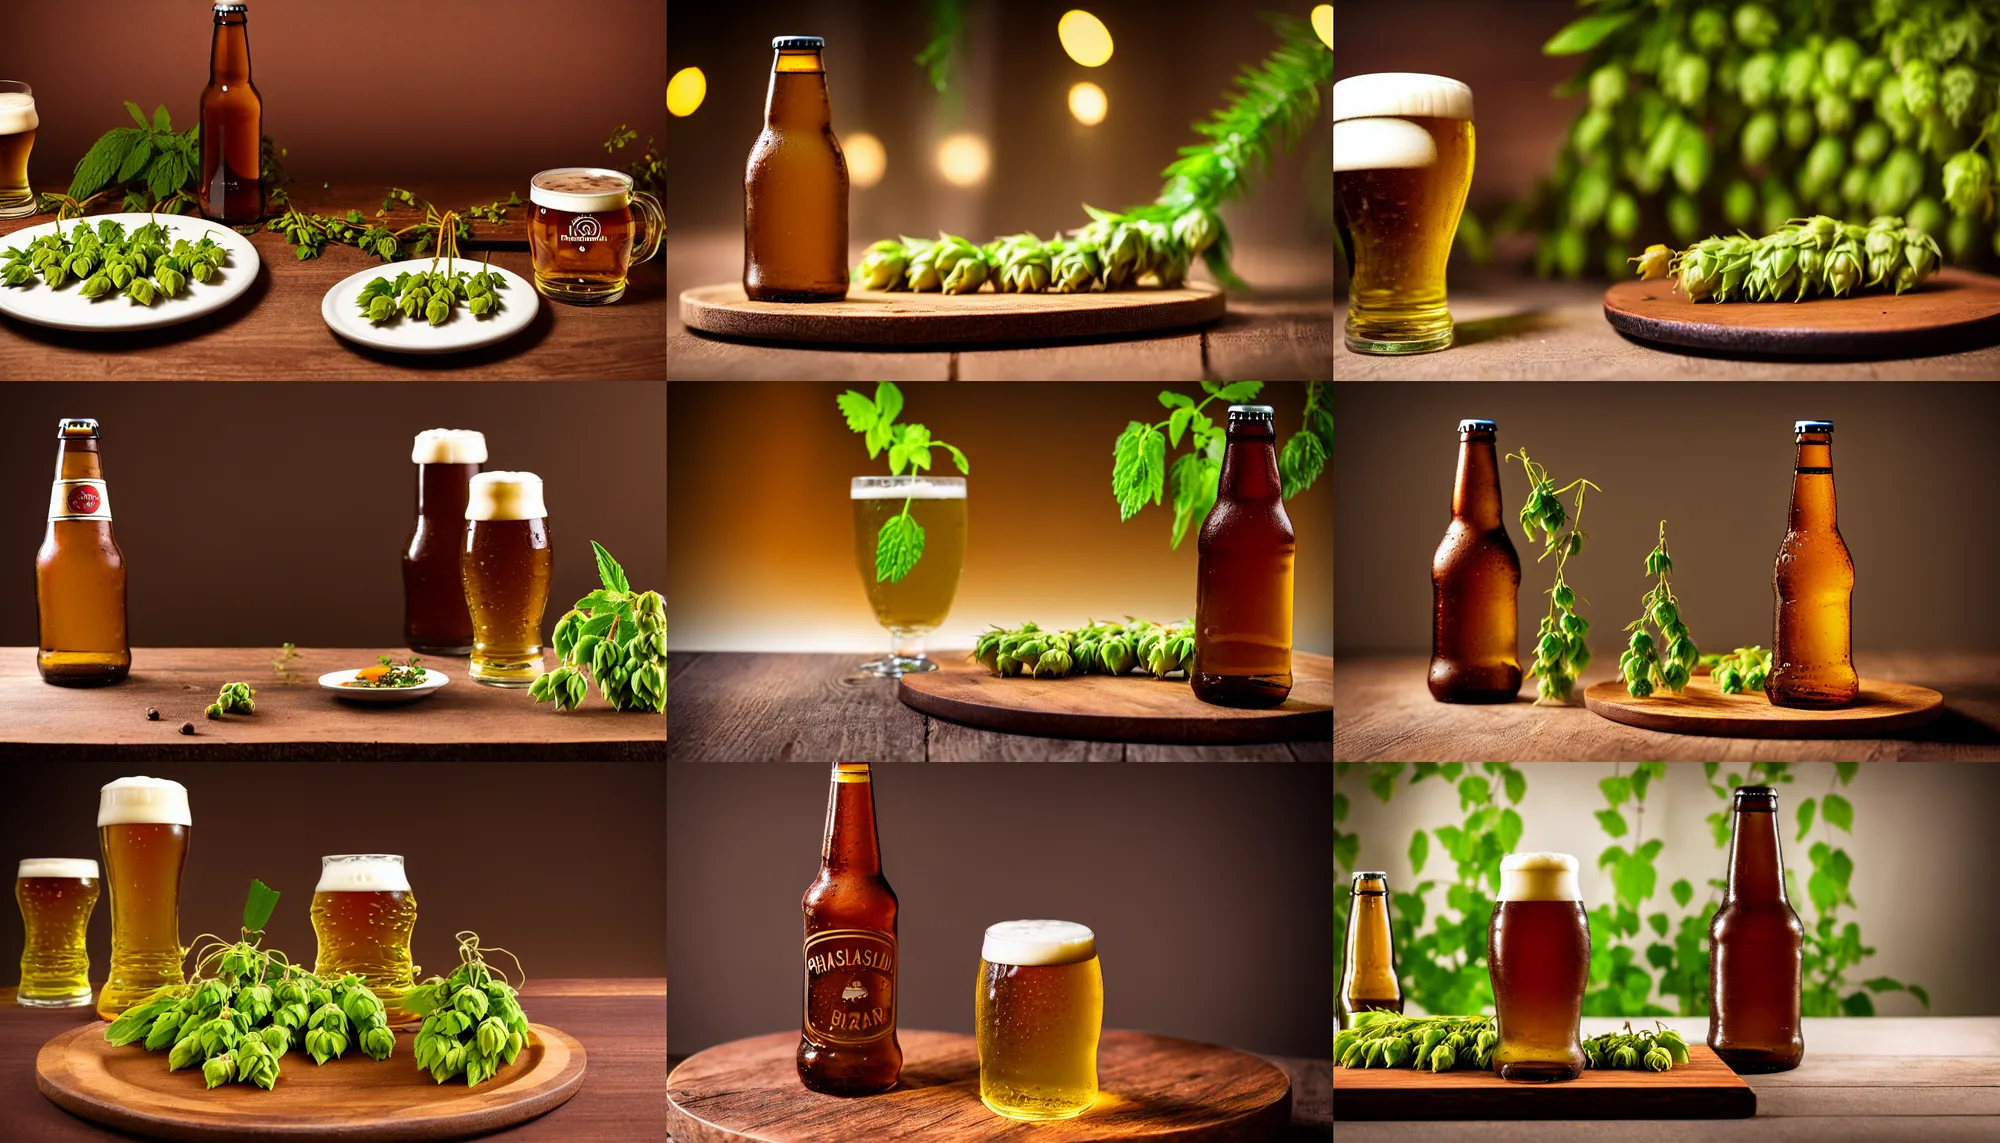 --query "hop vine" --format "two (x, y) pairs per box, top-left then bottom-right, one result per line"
(1508, 450), (1598, 704)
